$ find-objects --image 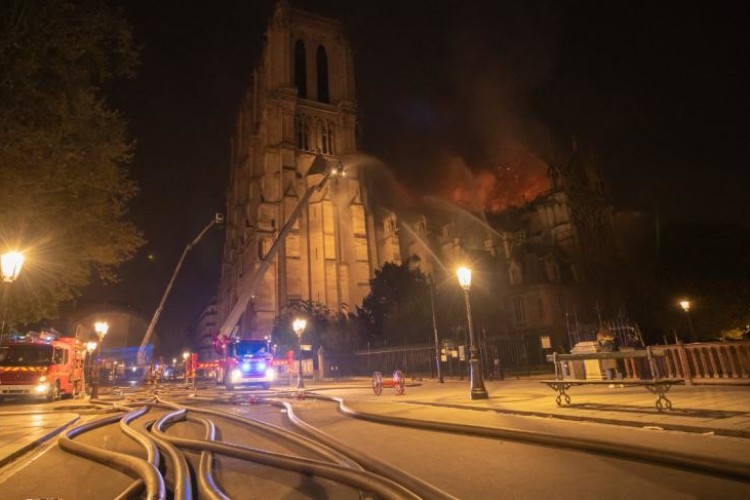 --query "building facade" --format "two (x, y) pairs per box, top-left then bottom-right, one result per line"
(218, 2), (377, 339)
